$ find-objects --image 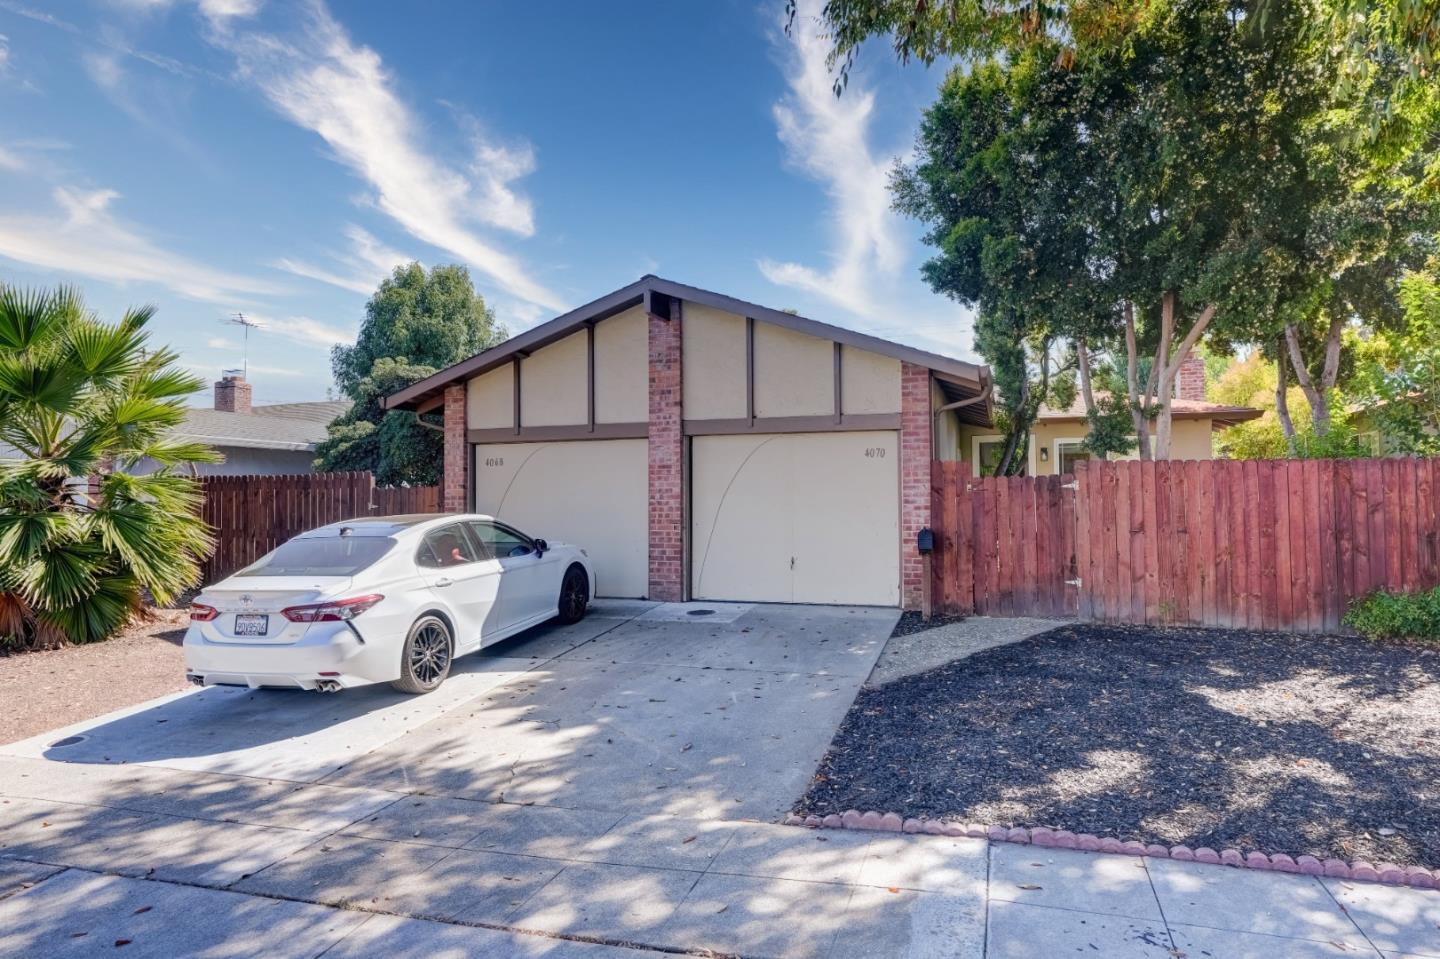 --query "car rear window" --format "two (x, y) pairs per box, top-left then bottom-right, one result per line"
(235, 536), (395, 577)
